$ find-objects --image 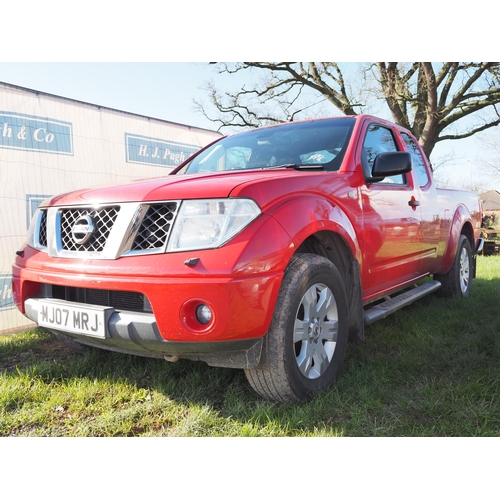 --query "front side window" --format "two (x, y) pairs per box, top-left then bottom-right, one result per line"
(362, 124), (405, 185)
(176, 118), (356, 174)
